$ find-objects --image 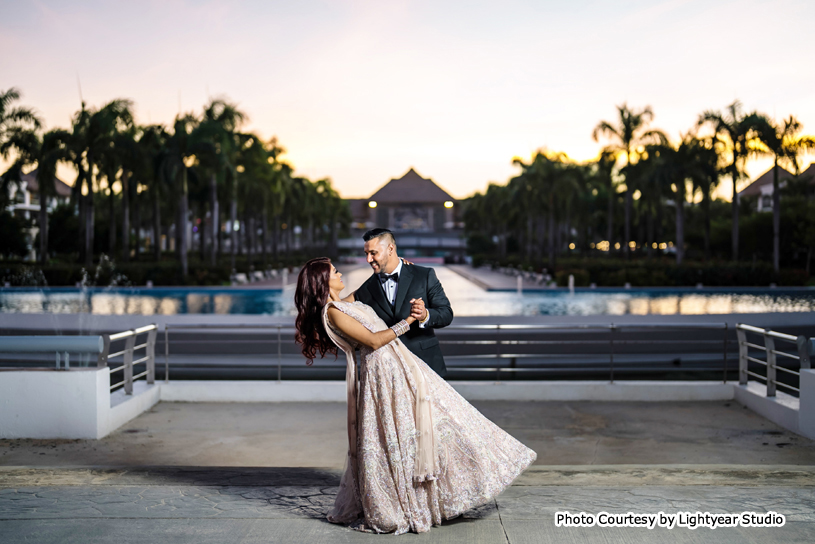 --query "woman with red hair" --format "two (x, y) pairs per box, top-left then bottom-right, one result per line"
(295, 257), (536, 535)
